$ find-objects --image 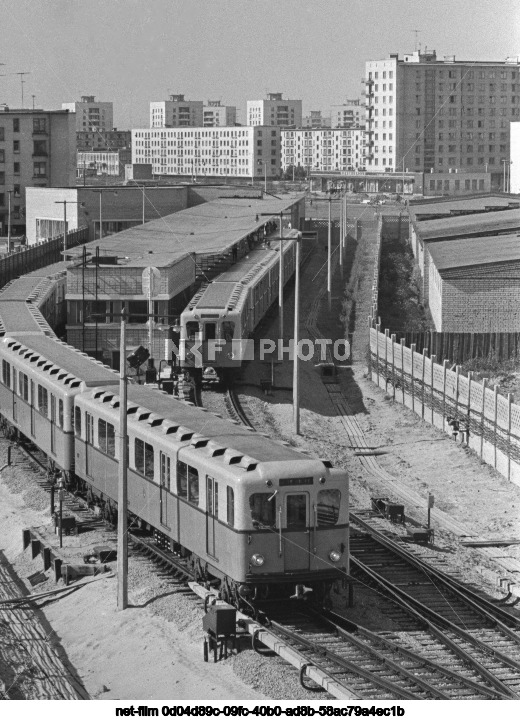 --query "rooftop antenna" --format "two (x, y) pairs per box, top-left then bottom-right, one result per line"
(413, 29), (421, 52)
(15, 71), (31, 108)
